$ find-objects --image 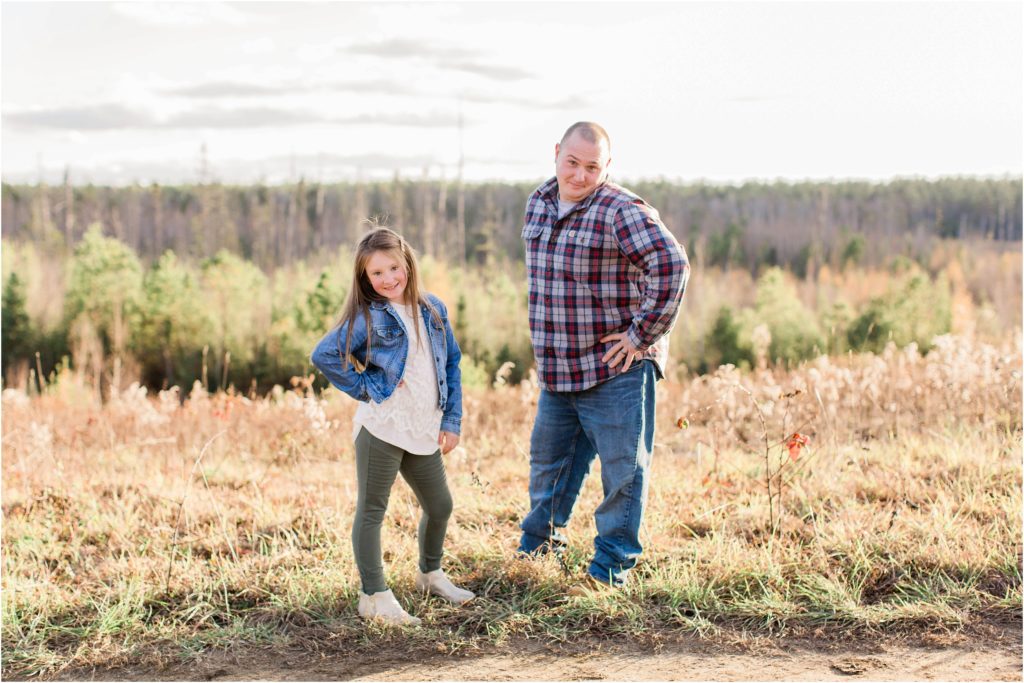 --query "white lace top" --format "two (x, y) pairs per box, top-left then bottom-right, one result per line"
(352, 303), (443, 455)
